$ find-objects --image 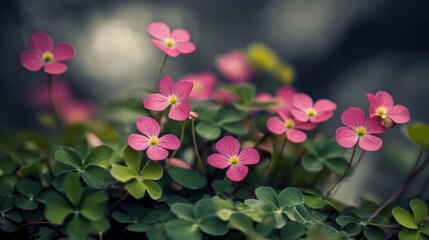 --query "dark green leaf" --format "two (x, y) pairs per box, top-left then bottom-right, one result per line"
(324, 157), (349, 175)
(91, 217), (111, 233)
(0, 195), (14, 212)
(194, 107), (217, 123)
(84, 145), (113, 167)
(55, 147), (82, 170)
(16, 179), (41, 197)
(14, 194), (38, 210)
(278, 187), (304, 208)
(167, 167), (207, 190)
(165, 219), (202, 240)
(363, 226), (385, 240)
(4, 211), (22, 222)
(0, 156), (17, 176)
(44, 195), (73, 224)
(302, 155), (324, 172)
(221, 123), (247, 135)
(235, 84), (255, 103)
(0, 216), (17, 232)
(392, 207), (418, 229)
(127, 222), (151, 232)
(336, 213), (359, 227)
(0, 177), (16, 196)
(216, 107), (246, 125)
(280, 221), (306, 240)
(195, 122), (221, 140)
(199, 217), (228, 236)
(66, 214), (91, 239)
(81, 165), (112, 188)
(255, 187), (279, 208)
(64, 173), (83, 207)
(421, 222), (429, 236)
(80, 191), (108, 221)
(171, 203), (194, 221)
(112, 211), (133, 223)
(194, 198), (218, 220)
(343, 222), (363, 236)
